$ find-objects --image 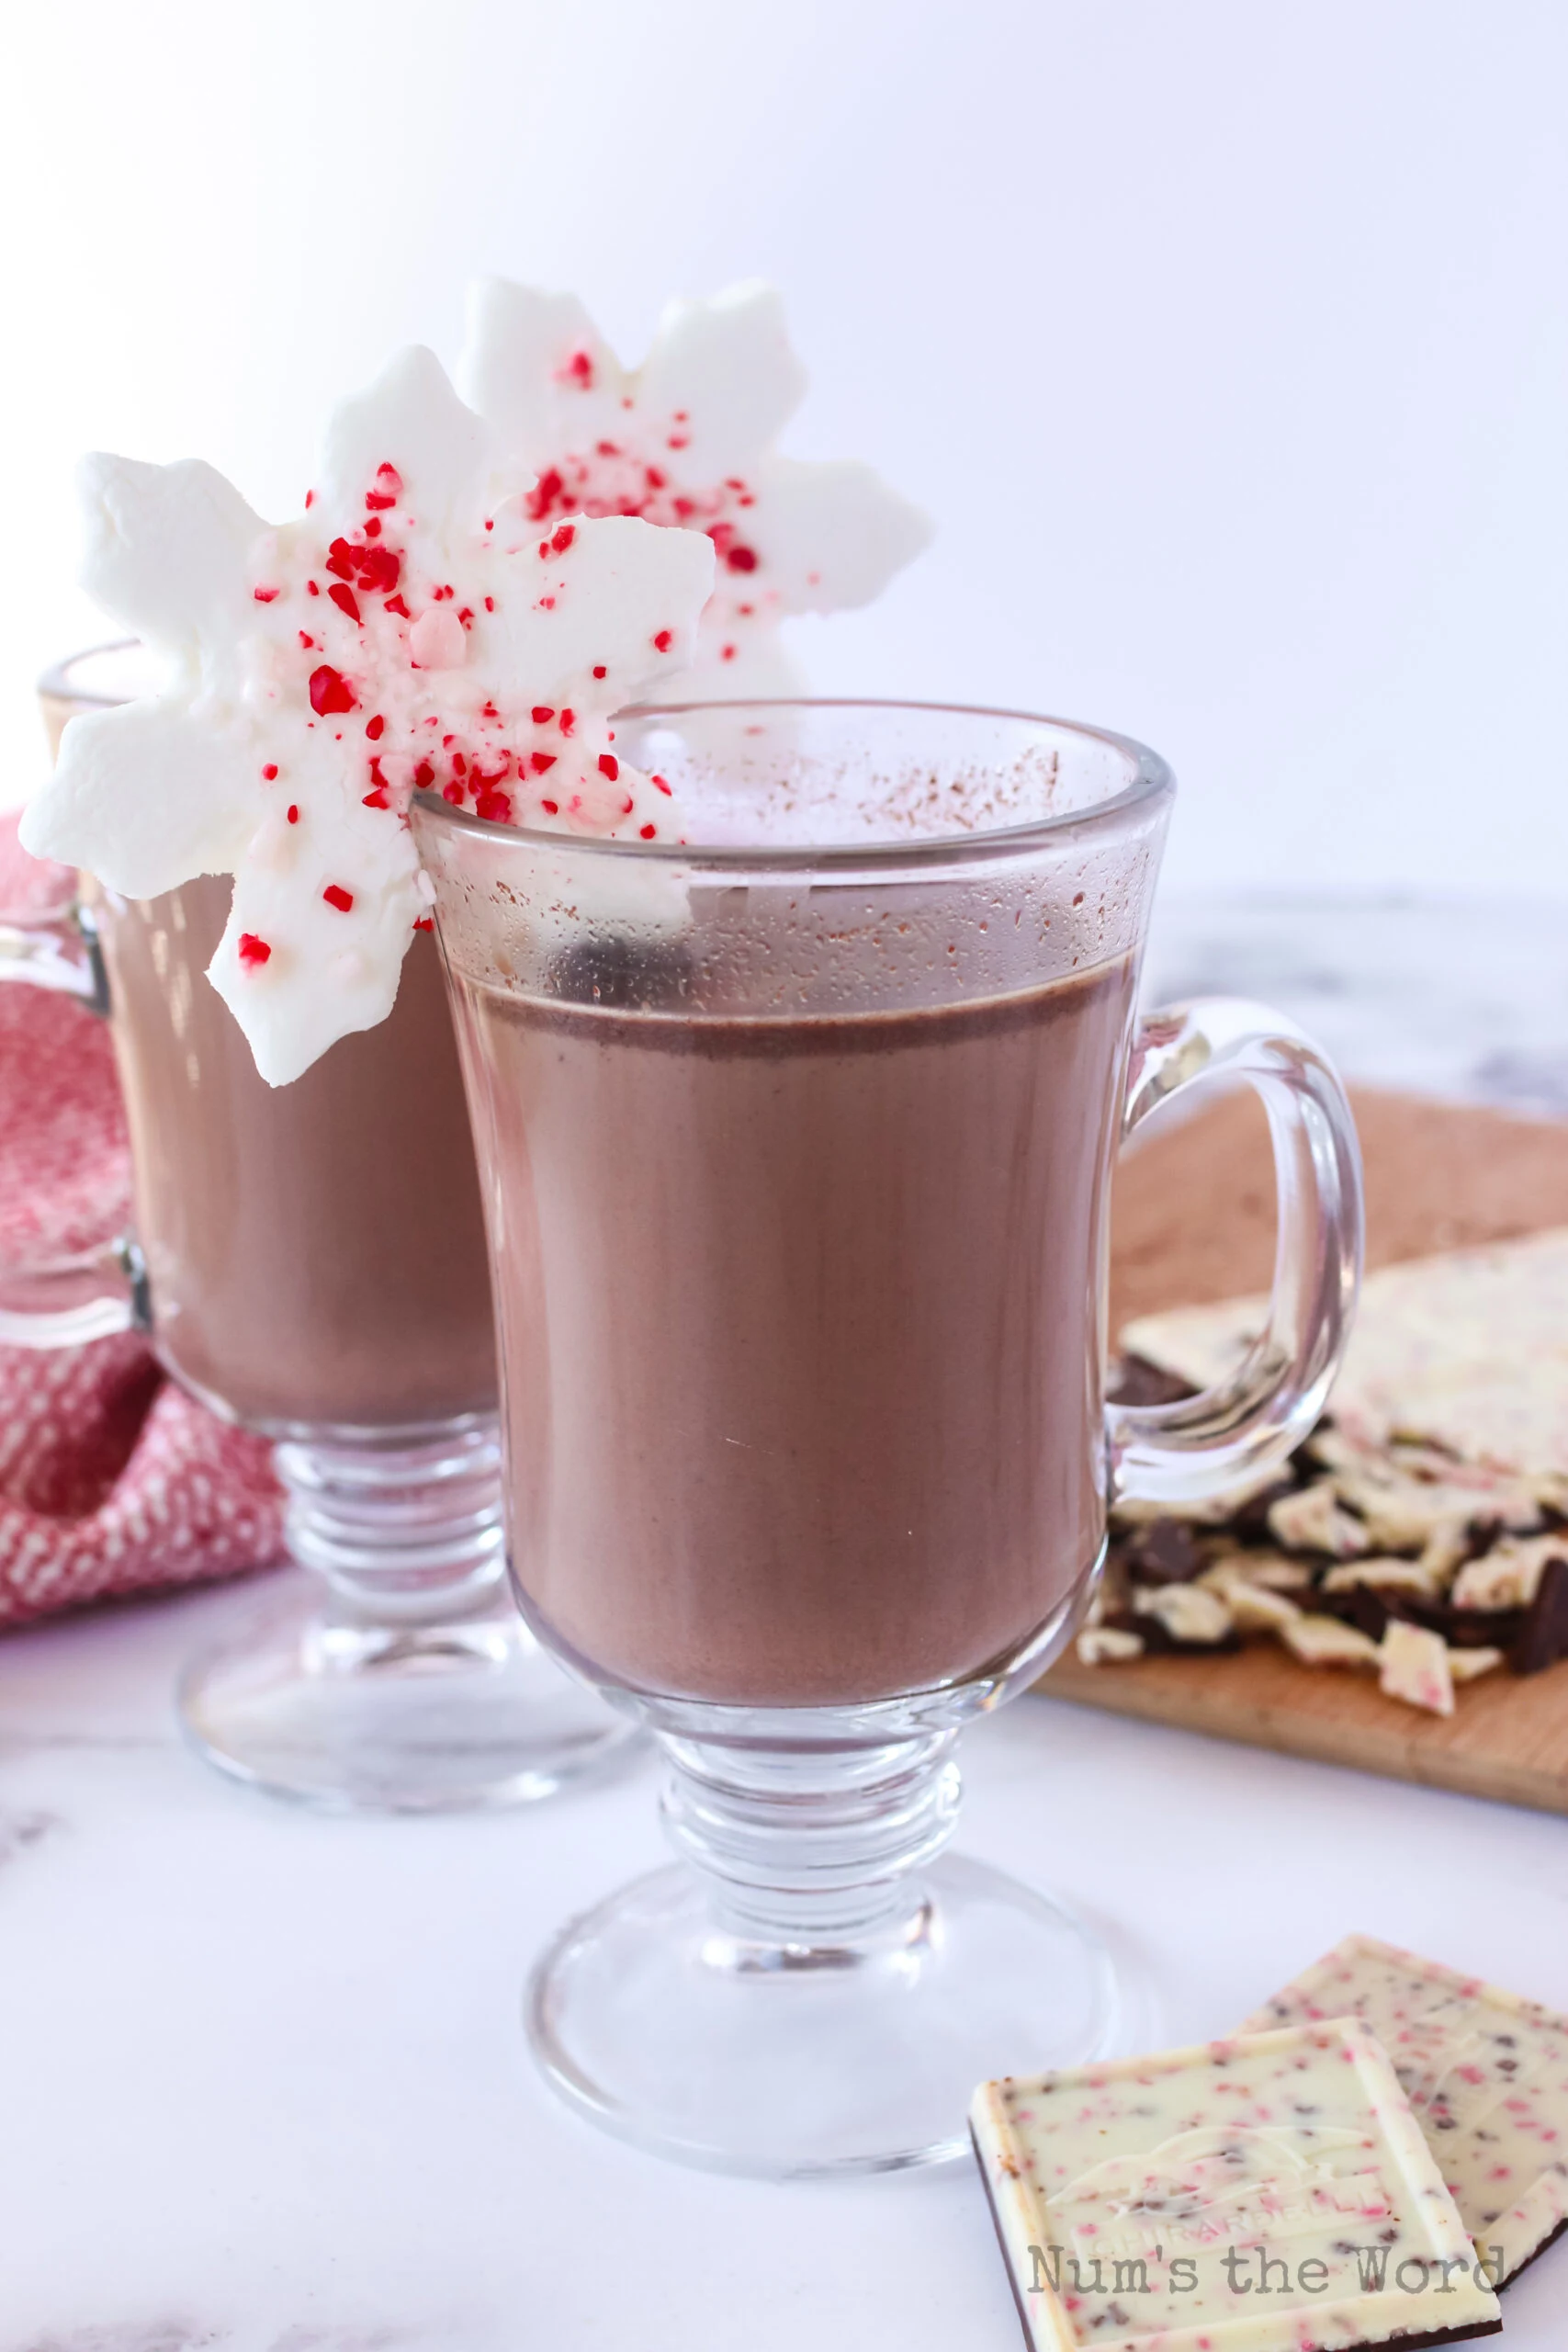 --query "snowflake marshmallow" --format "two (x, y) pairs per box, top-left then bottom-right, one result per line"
(21, 347), (715, 1085)
(459, 279), (931, 701)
